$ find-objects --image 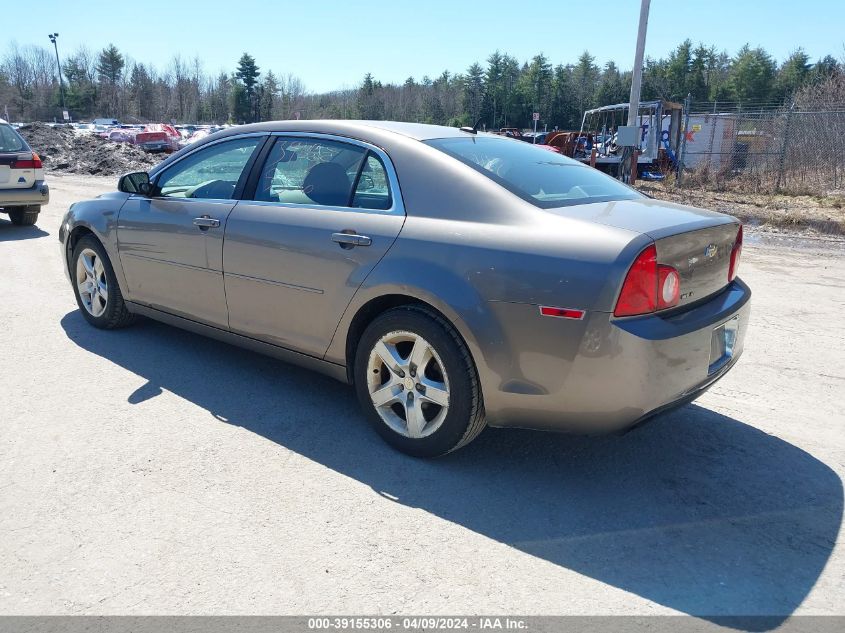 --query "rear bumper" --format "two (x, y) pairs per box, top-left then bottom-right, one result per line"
(482, 278), (751, 433)
(140, 142), (169, 152)
(0, 181), (50, 207)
